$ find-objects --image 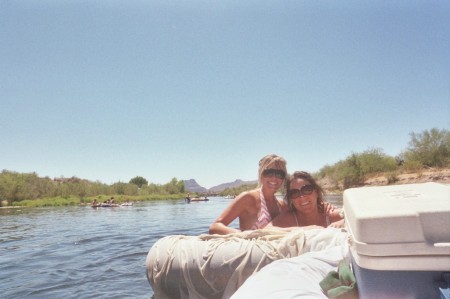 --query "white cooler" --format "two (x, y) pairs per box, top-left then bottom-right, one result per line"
(344, 182), (450, 299)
